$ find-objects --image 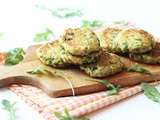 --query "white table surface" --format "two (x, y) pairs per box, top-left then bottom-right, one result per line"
(0, 0), (160, 120)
